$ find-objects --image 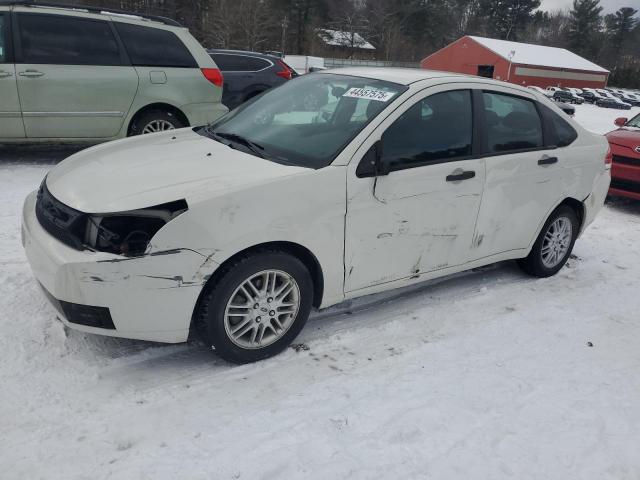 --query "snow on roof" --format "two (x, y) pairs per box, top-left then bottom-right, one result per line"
(317, 29), (375, 50)
(468, 36), (609, 73)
